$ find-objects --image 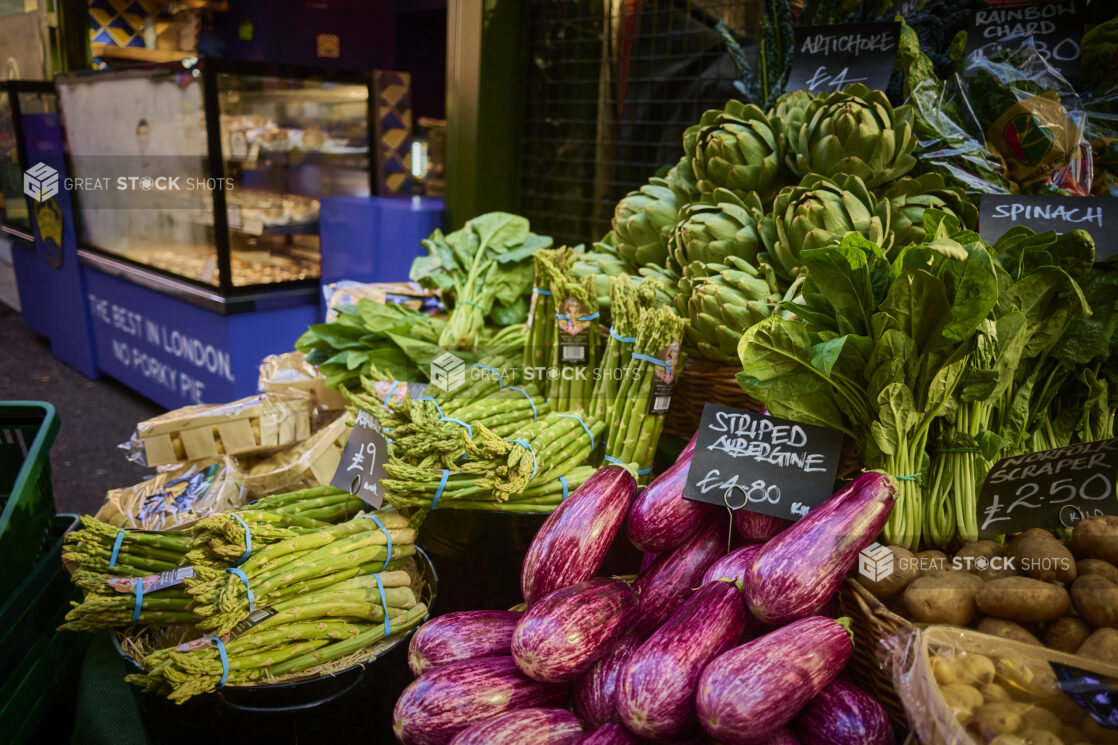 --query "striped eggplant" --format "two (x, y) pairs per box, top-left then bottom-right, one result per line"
(393, 656), (567, 745)
(513, 578), (638, 682)
(793, 679), (891, 745)
(745, 472), (895, 625)
(630, 510), (726, 636)
(573, 633), (641, 727)
(638, 550), (660, 575)
(521, 466), (636, 606)
(627, 436), (711, 553)
(760, 729), (800, 745)
(447, 707), (584, 745)
(616, 579), (748, 741)
(577, 723), (643, 745)
(696, 616), (854, 745)
(701, 543), (762, 585)
(732, 508), (792, 542)
(408, 610), (521, 676)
